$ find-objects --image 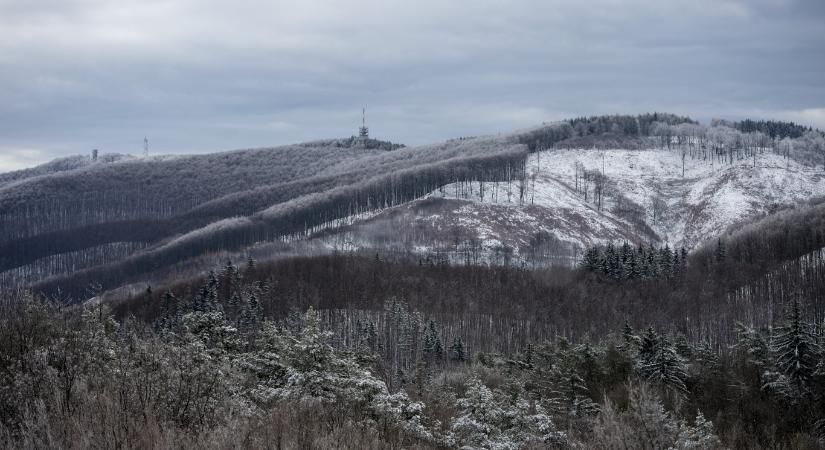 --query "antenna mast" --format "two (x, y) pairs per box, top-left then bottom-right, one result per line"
(358, 106), (369, 139)
(143, 136), (149, 158)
